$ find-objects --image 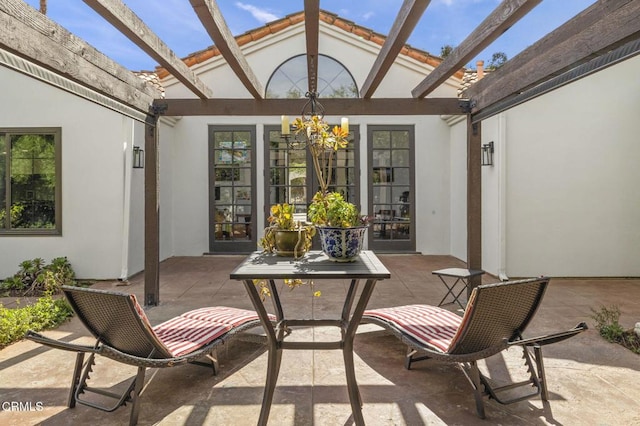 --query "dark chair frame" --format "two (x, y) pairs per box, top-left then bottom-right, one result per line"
(362, 277), (587, 418)
(26, 285), (266, 425)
